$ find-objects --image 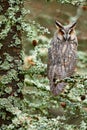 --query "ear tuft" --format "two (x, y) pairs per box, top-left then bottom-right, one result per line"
(70, 21), (77, 29)
(55, 20), (63, 29)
